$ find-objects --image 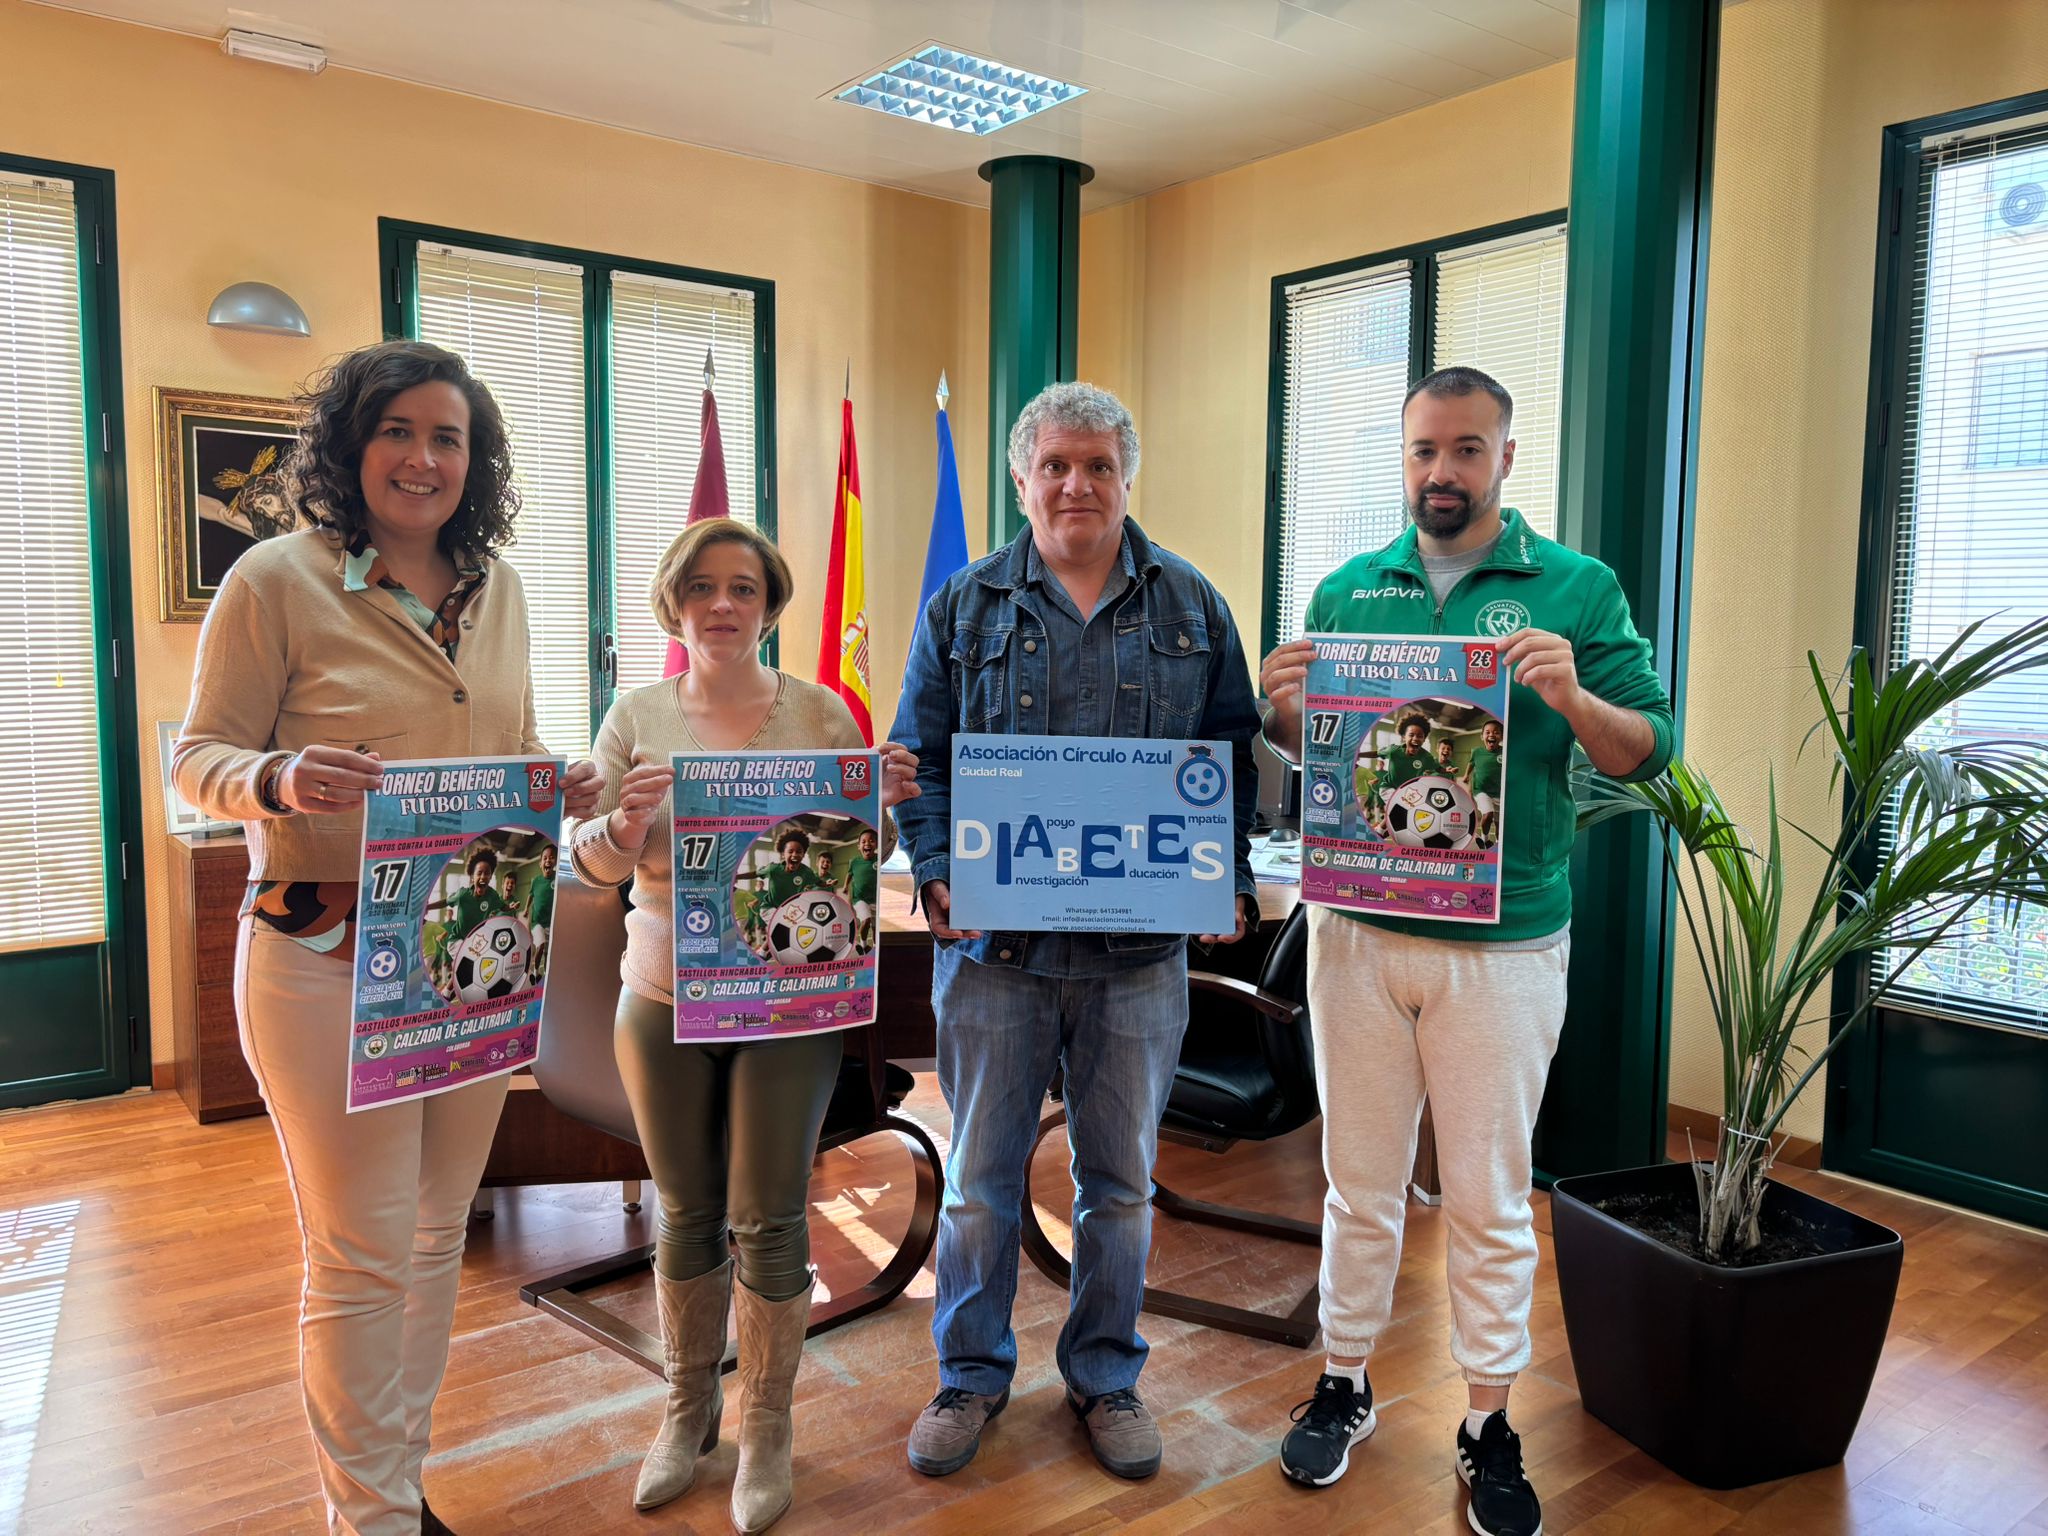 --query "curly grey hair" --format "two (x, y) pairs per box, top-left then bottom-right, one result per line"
(1006, 381), (1141, 485)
